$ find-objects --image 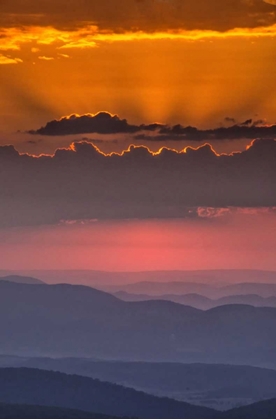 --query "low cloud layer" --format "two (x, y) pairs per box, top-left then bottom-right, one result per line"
(1, 1), (276, 62)
(0, 138), (276, 227)
(1, 0), (275, 33)
(29, 112), (276, 142)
